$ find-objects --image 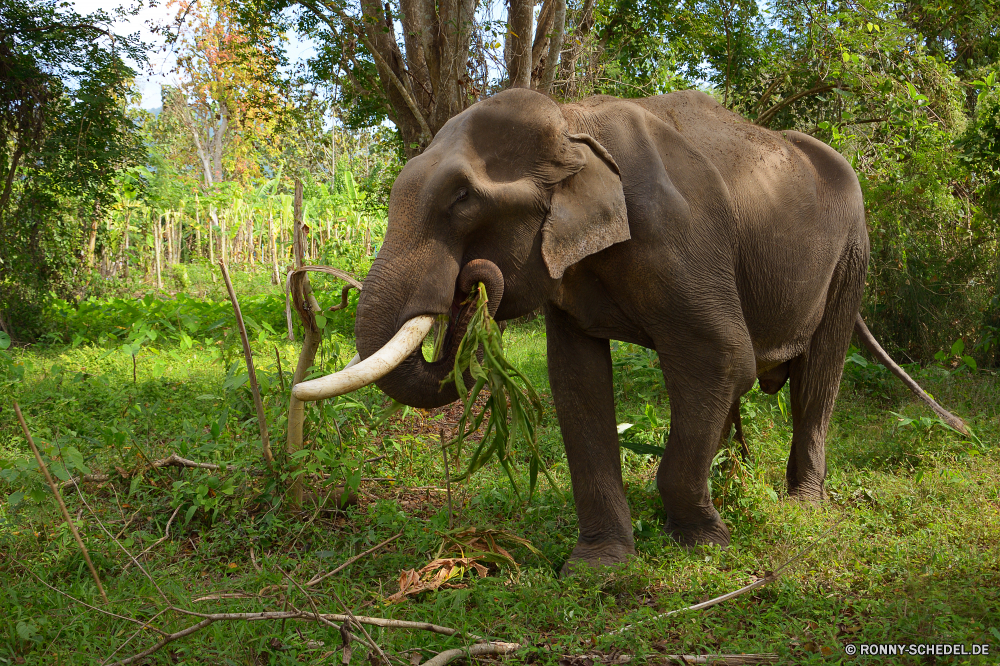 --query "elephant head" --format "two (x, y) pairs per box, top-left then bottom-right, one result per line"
(305, 89), (630, 408)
